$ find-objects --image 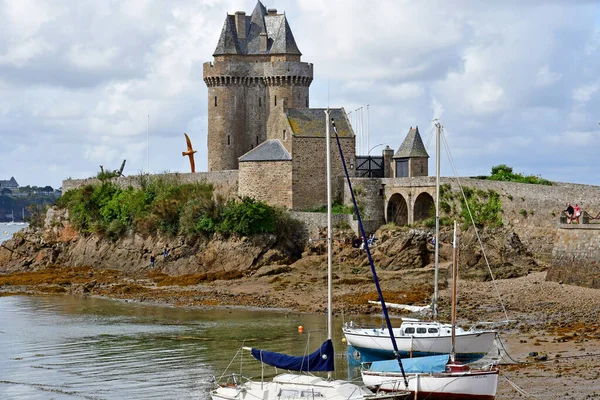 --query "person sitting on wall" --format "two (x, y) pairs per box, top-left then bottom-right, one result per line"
(564, 203), (574, 224)
(574, 203), (581, 224)
(352, 237), (361, 248)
